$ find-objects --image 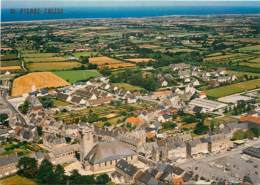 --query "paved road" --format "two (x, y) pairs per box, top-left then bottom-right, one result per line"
(1, 96), (27, 125)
